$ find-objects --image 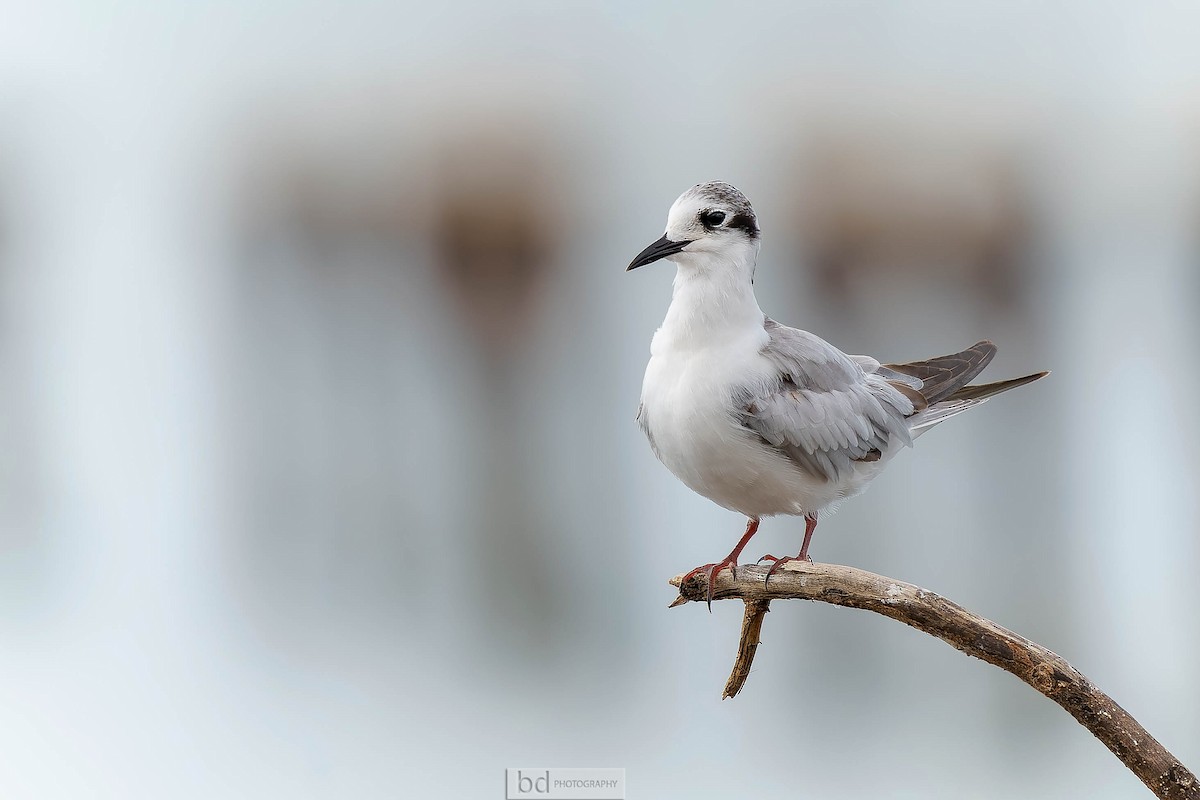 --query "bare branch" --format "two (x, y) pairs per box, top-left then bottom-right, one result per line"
(670, 561), (1198, 800)
(723, 599), (770, 699)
